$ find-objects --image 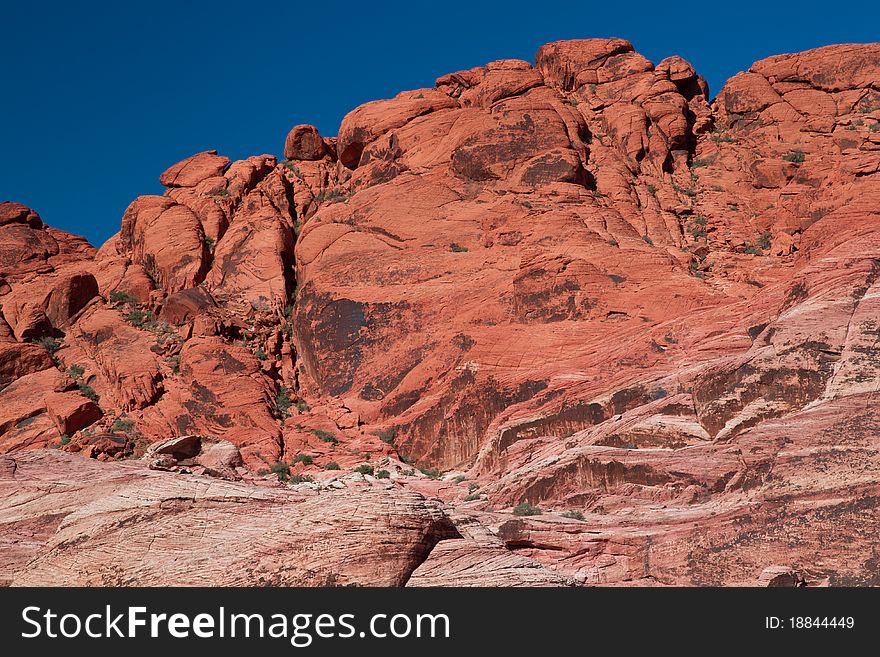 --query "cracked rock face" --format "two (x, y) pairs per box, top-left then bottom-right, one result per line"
(0, 40), (879, 586)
